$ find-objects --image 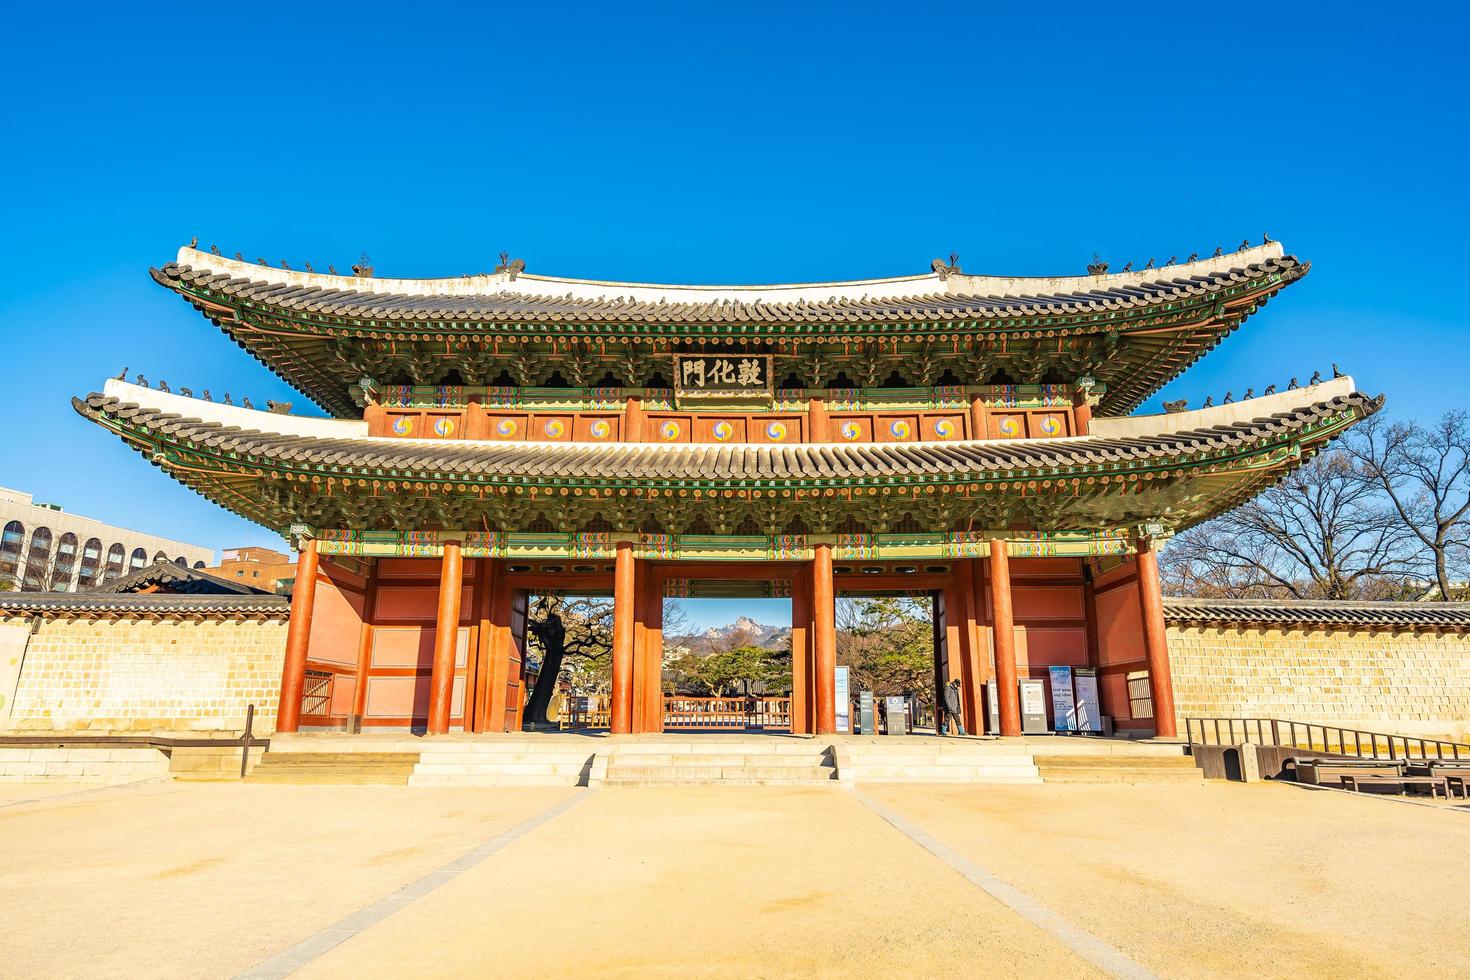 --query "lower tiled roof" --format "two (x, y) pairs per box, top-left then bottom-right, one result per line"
(1164, 596), (1470, 628)
(75, 390), (1380, 485)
